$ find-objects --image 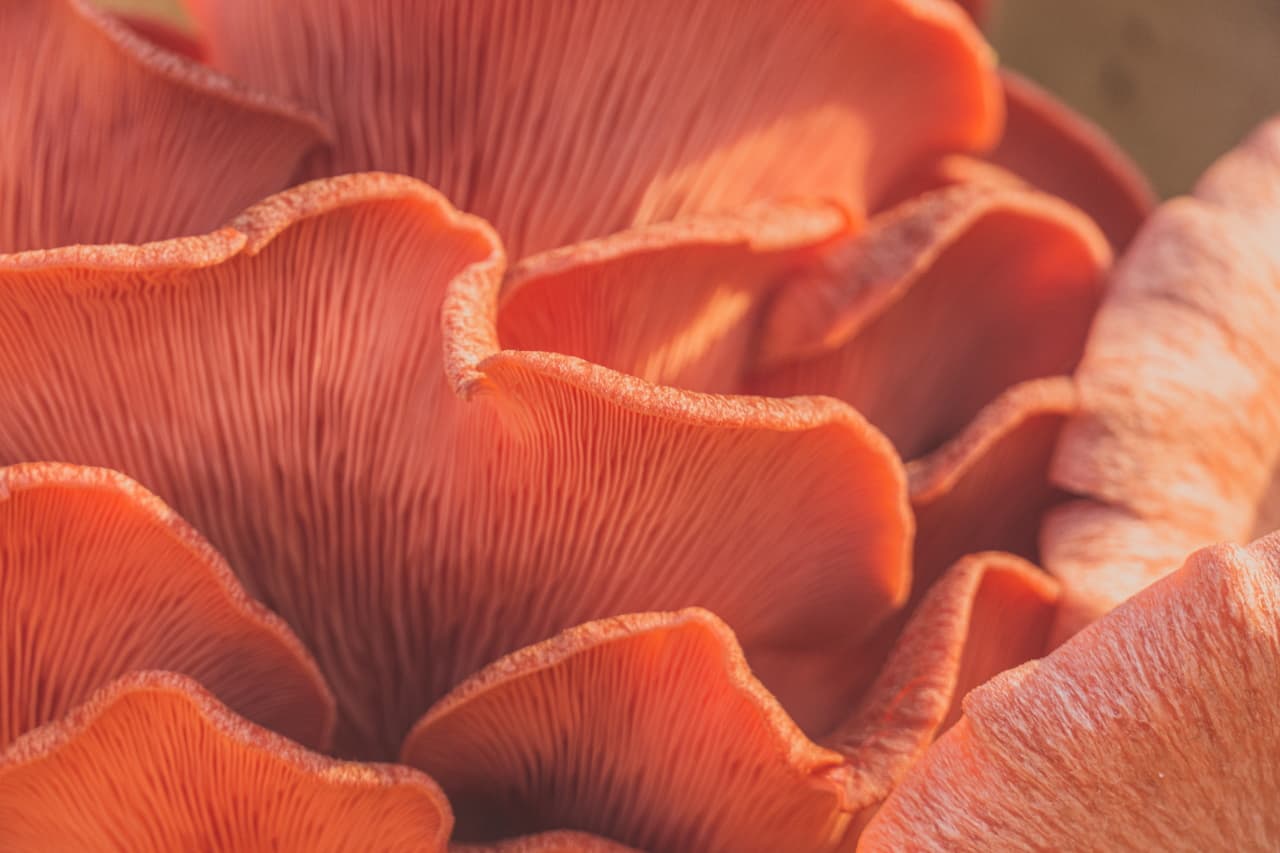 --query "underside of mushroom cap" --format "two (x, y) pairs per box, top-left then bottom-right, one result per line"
(0, 0), (328, 251)
(186, 0), (1000, 257)
(0, 462), (334, 751)
(0, 173), (911, 757)
(402, 609), (856, 851)
(0, 672), (452, 852)
(401, 555), (1055, 851)
(750, 183), (1108, 462)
